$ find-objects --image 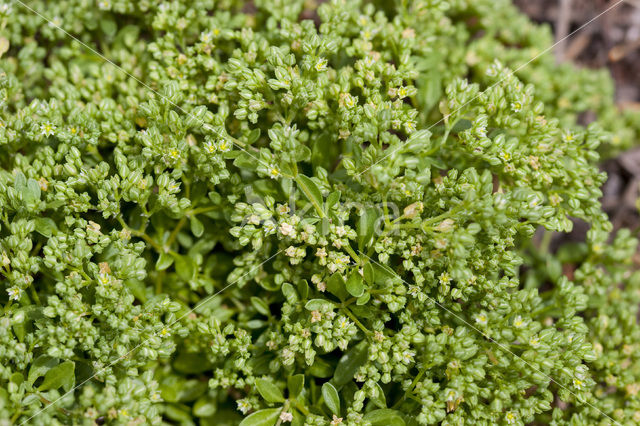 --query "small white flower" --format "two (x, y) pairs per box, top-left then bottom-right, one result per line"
(404, 120), (416, 133)
(315, 57), (328, 72)
(338, 317), (350, 329)
(402, 350), (415, 362)
(285, 246), (297, 257)
(505, 411), (518, 424)
(247, 214), (261, 225)
(529, 336), (540, 348)
(363, 56), (375, 67)
(511, 101), (523, 113)
(204, 141), (216, 153)
(438, 272), (451, 285)
(279, 411), (293, 422)
(7, 286), (22, 301)
(236, 399), (251, 415)
(49, 16), (62, 28)
(279, 222), (295, 237)
(267, 164), (280, 179)
(97, 0), (111, 10)
(342, 93), (357, 108)
(200, 31), (214, 44)
(40, 122), (56, 137)
(562, 131), (575, 143)
(330, 415), (343, 425)
(475, 313), (488, 325)
(97, 273), (110, 285)
(513, 315), (526, 328)
(217, 139), (231, 152)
